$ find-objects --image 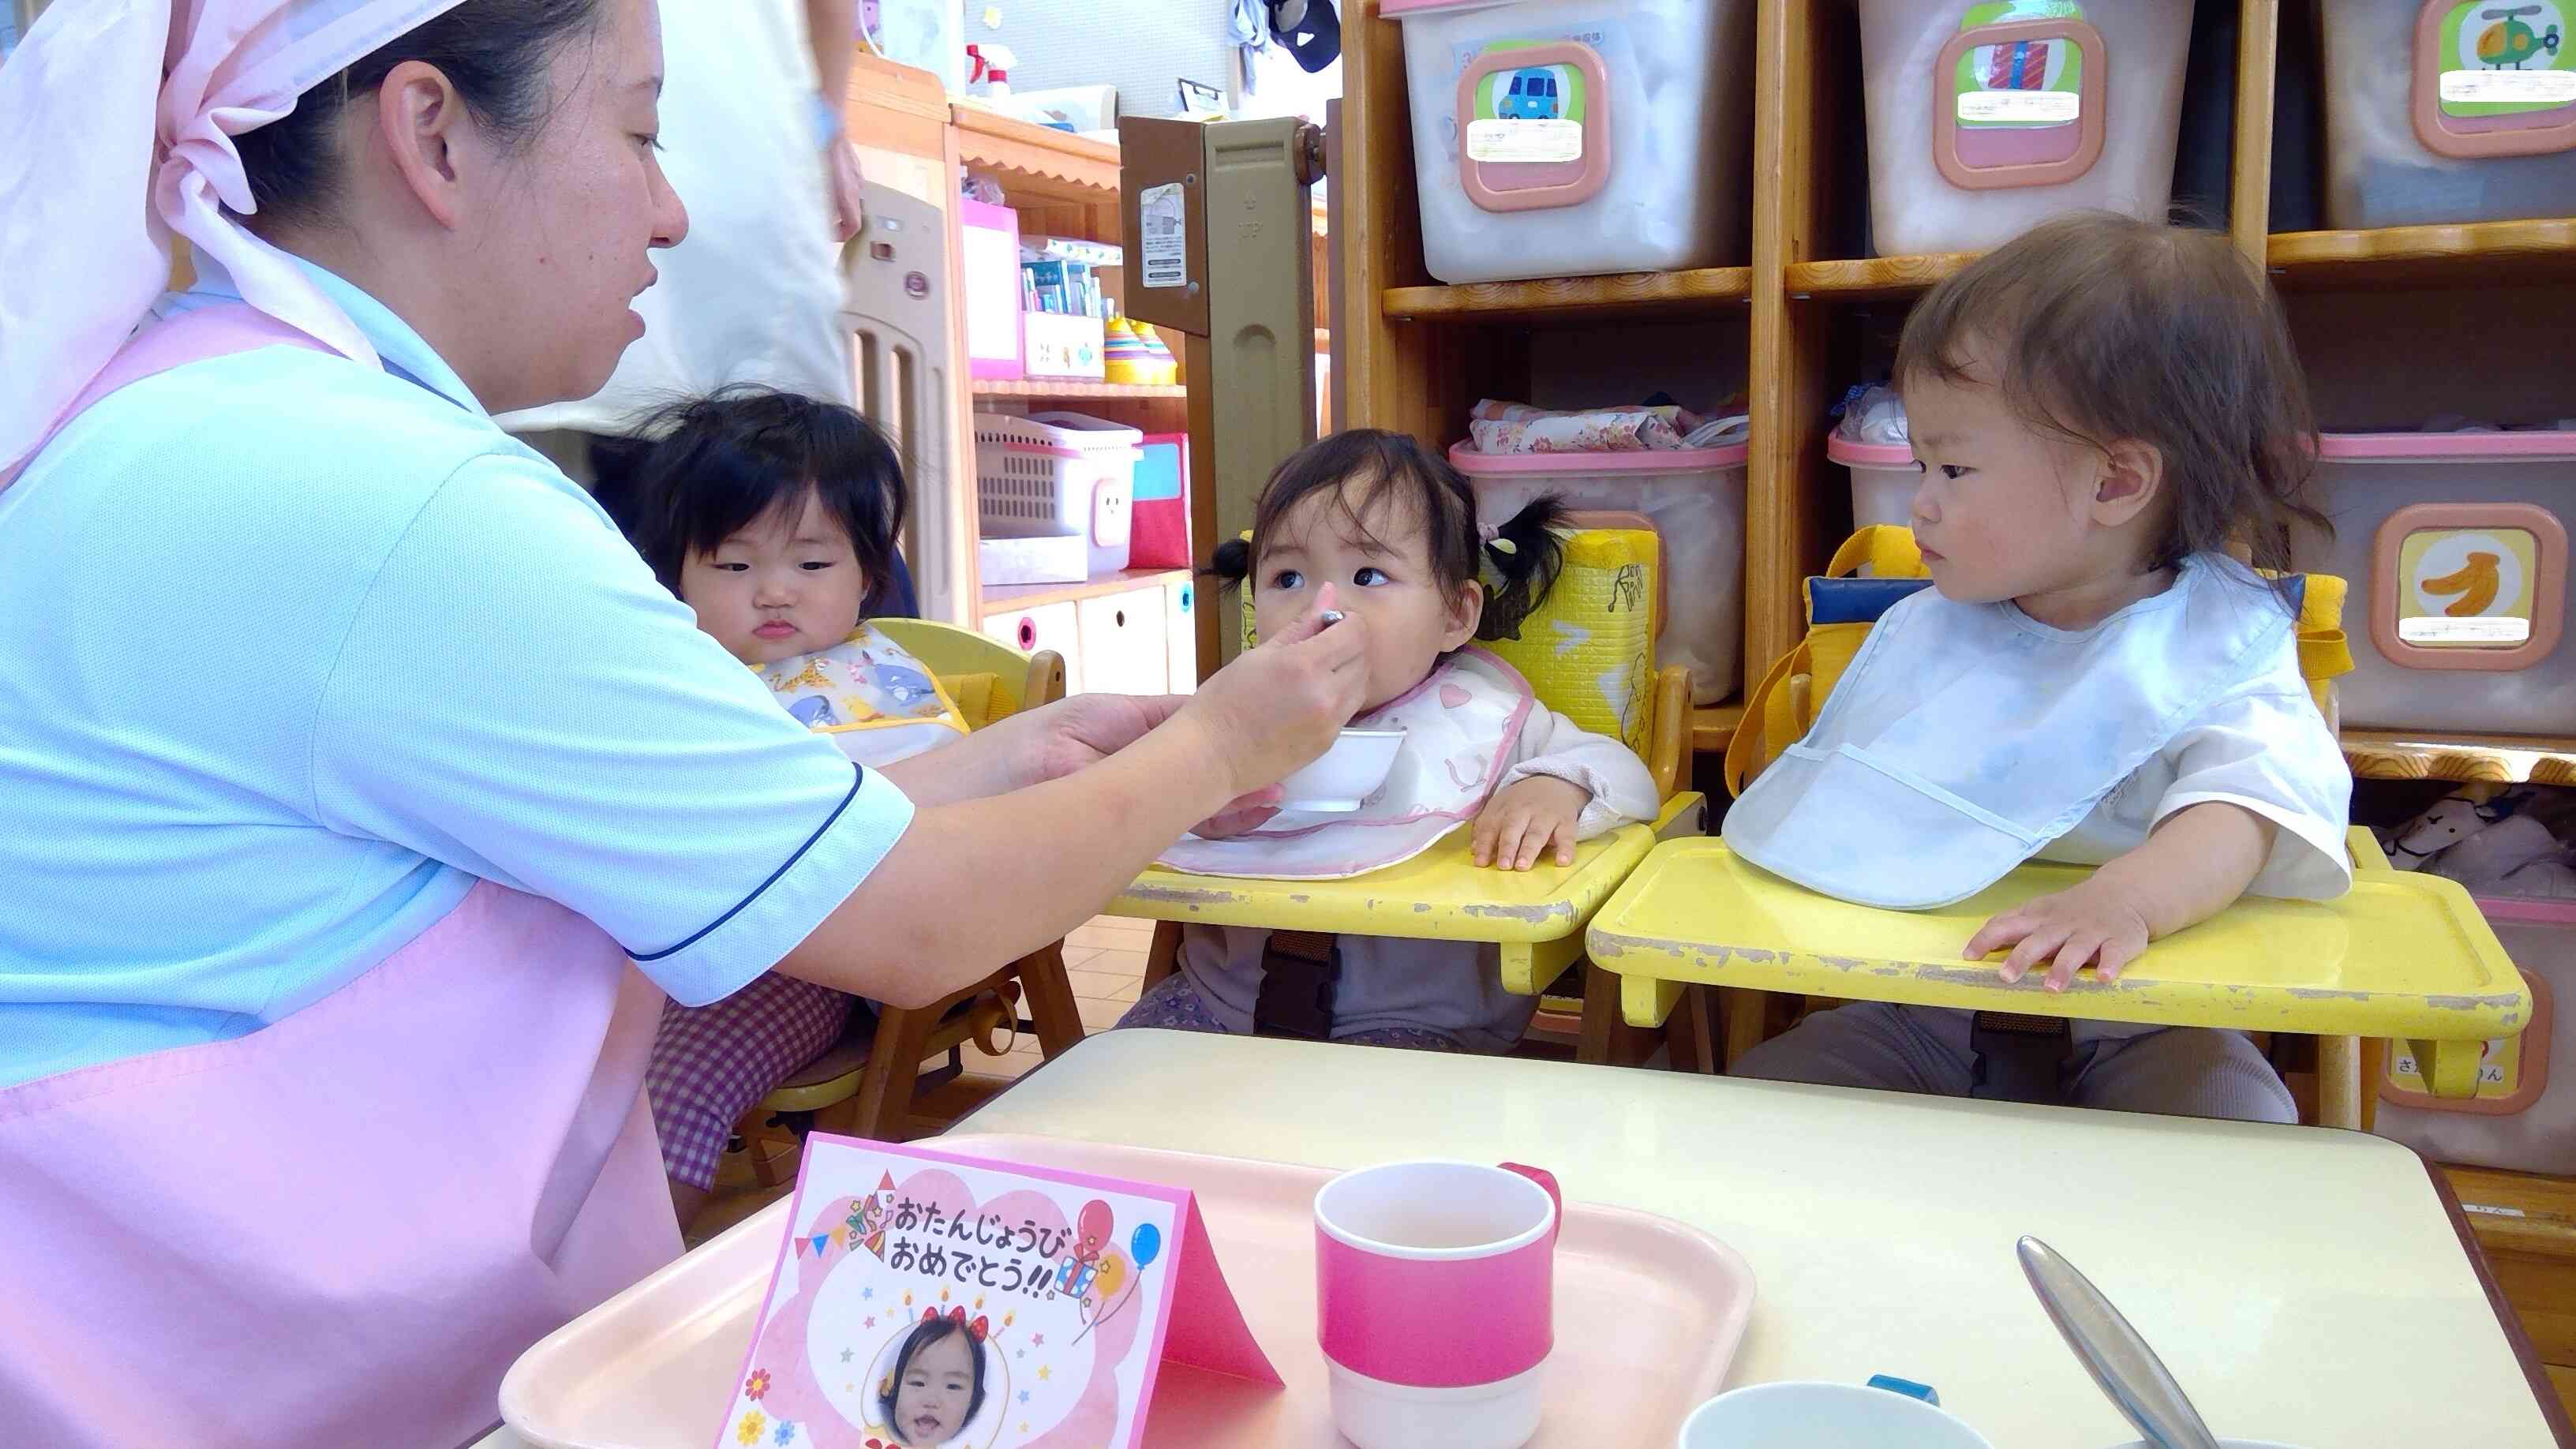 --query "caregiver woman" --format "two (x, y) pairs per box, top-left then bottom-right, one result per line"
(0, 0), (1366, 1443)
